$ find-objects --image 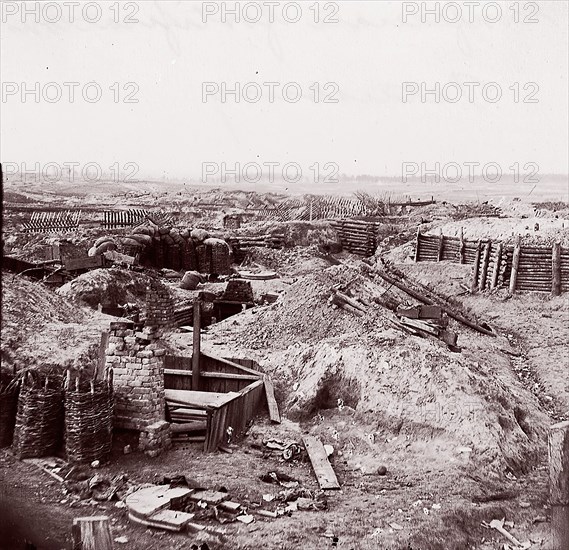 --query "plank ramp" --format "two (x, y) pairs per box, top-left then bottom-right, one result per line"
(302, 435), (340, 490)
